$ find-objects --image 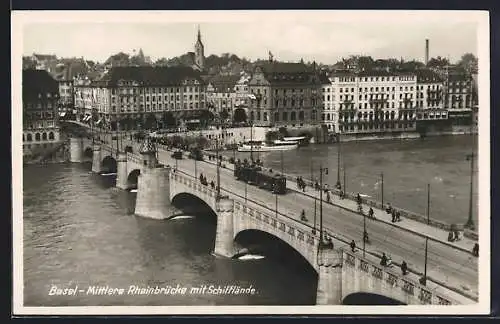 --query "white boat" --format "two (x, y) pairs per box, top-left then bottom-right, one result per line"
(283, 136), (307, 142)
(237, 141), (298, 152)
